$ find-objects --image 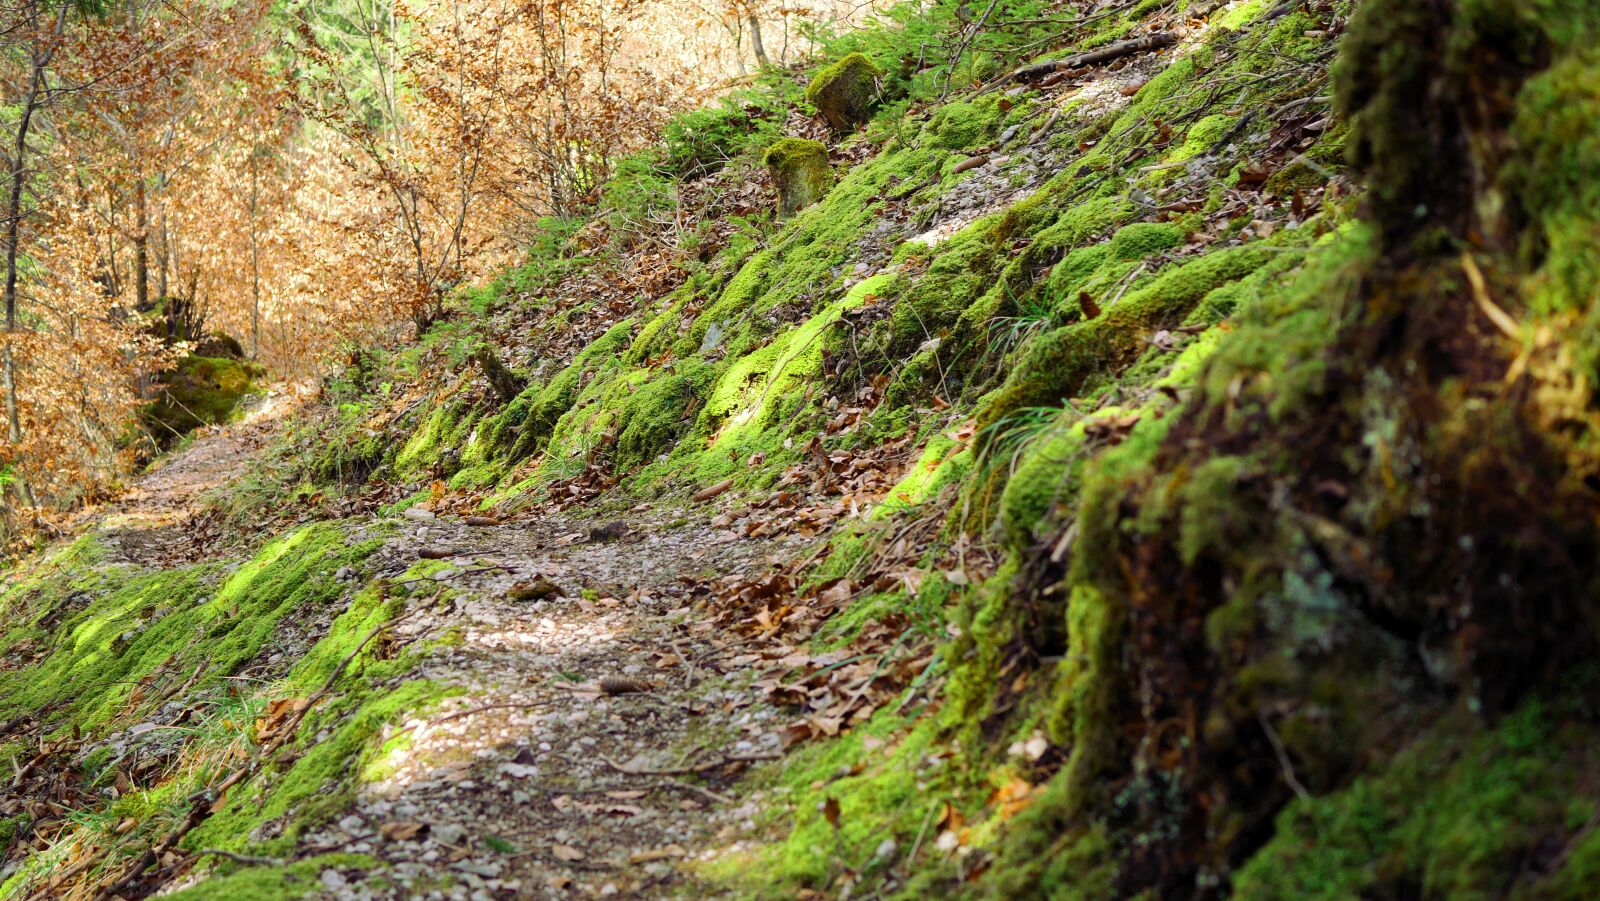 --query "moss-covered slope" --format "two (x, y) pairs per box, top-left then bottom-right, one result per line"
(8, 0), (1600, 897)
